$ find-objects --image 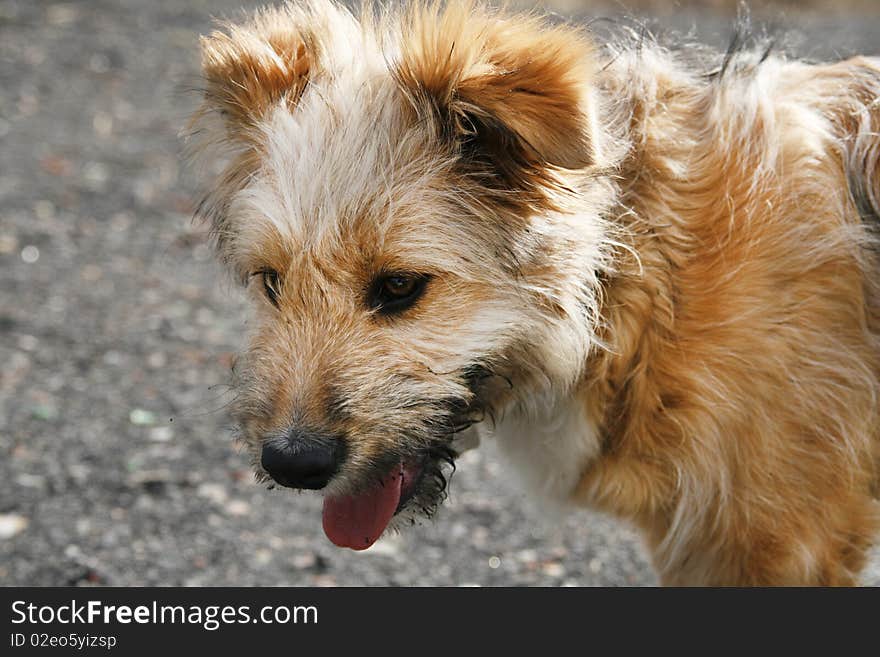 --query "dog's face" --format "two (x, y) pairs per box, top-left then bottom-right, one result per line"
(188, 0), (612, 549)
